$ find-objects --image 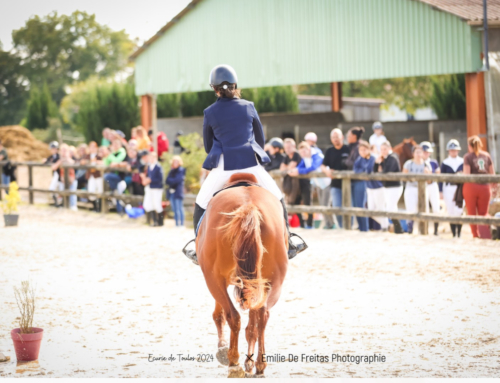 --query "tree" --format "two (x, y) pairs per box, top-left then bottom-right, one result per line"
(0, 43), (27, 125)
(157, 94), (180, 118)
(429, 74), (466, 120)
(12, 11), (136, 103)
(25, 83), (57, 130)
